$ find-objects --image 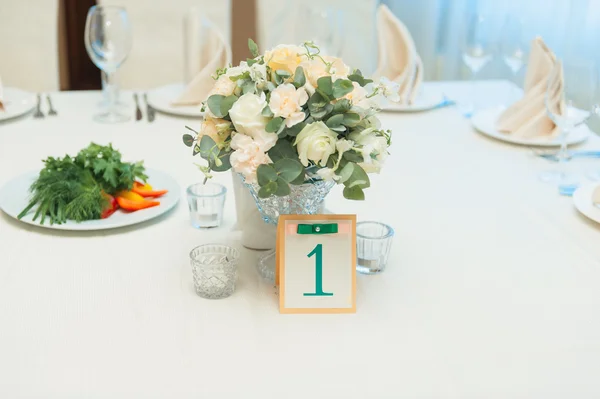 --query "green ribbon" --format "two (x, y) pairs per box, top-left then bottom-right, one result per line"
(297, 223), (338, 235)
